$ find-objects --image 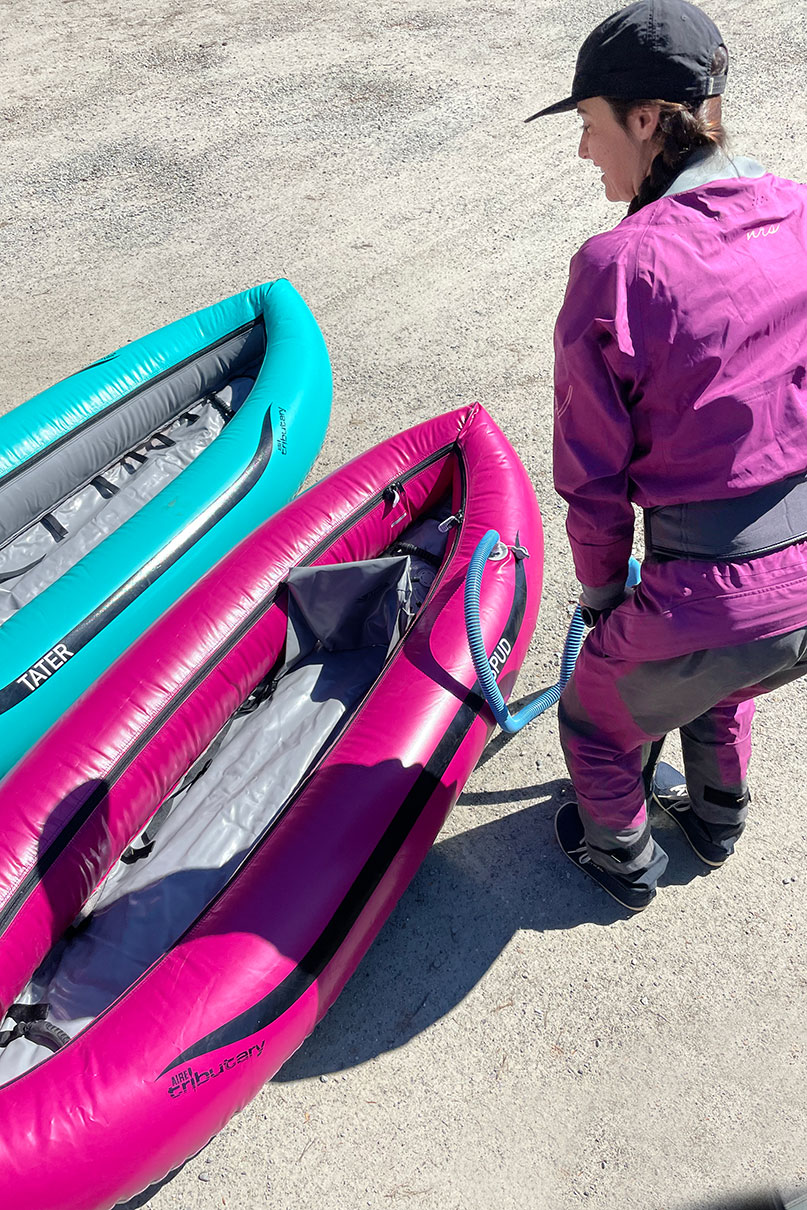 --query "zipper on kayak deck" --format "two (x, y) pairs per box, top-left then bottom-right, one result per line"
(438, 510), (463, 532)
